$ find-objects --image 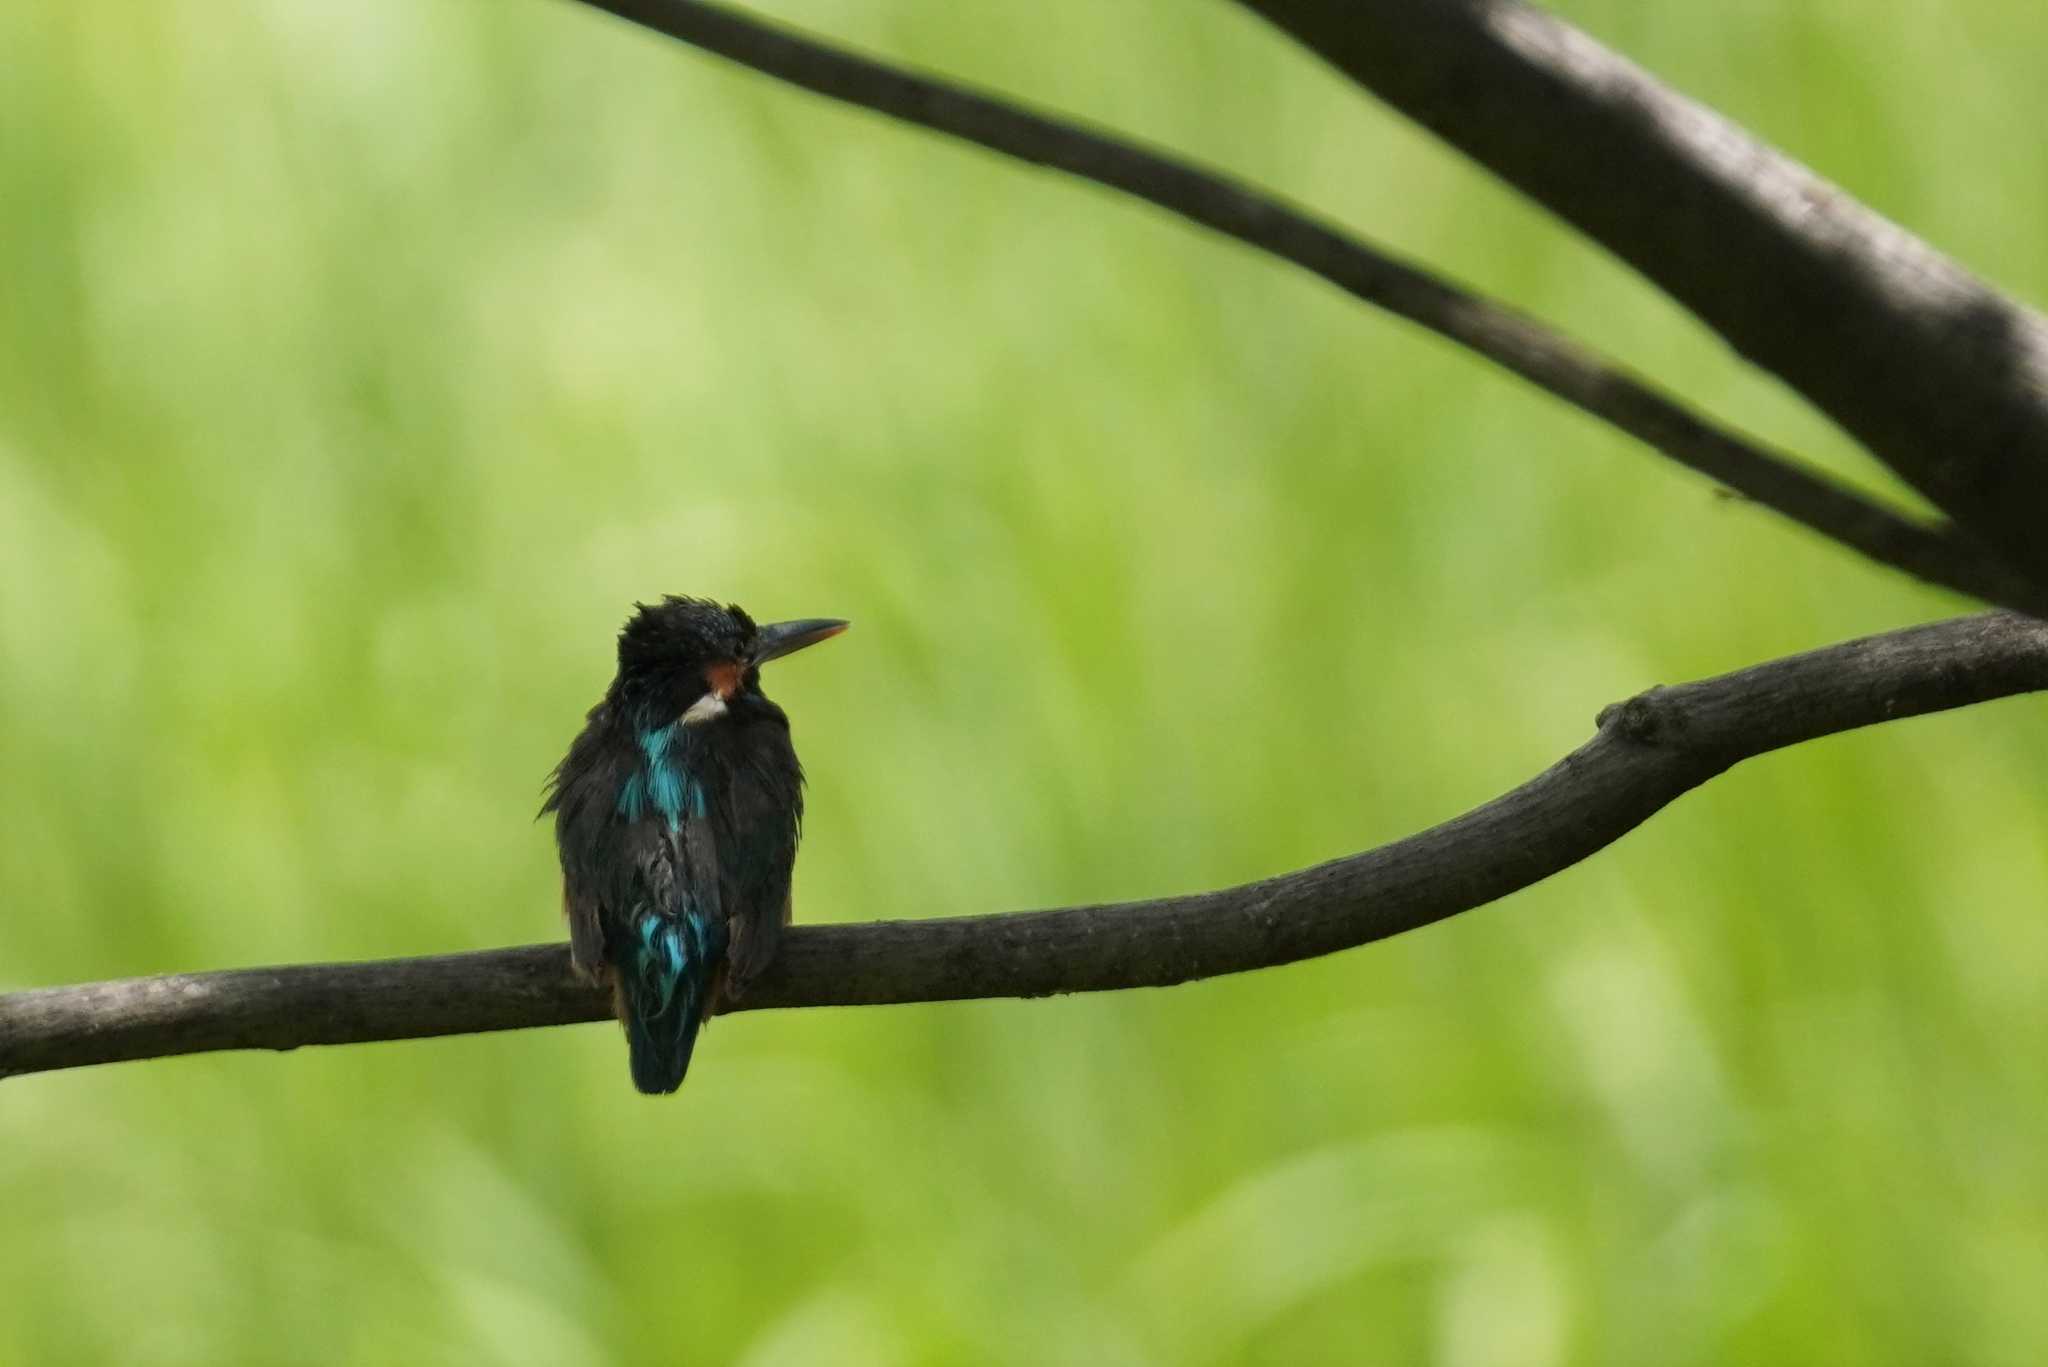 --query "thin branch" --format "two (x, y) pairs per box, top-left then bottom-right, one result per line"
(1235, 0), (2048, 594)
(6, 612), (2045, 1079)
(564, 0), (2044, 614)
